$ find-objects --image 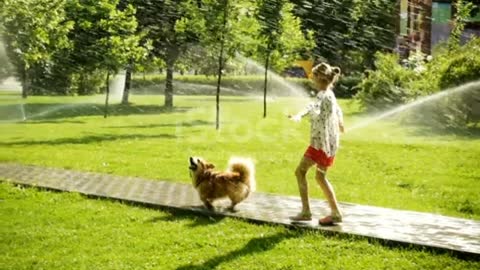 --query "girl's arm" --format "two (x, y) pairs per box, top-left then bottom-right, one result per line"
(336, 103), (345, 132)
(289, 102), (314, 122)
